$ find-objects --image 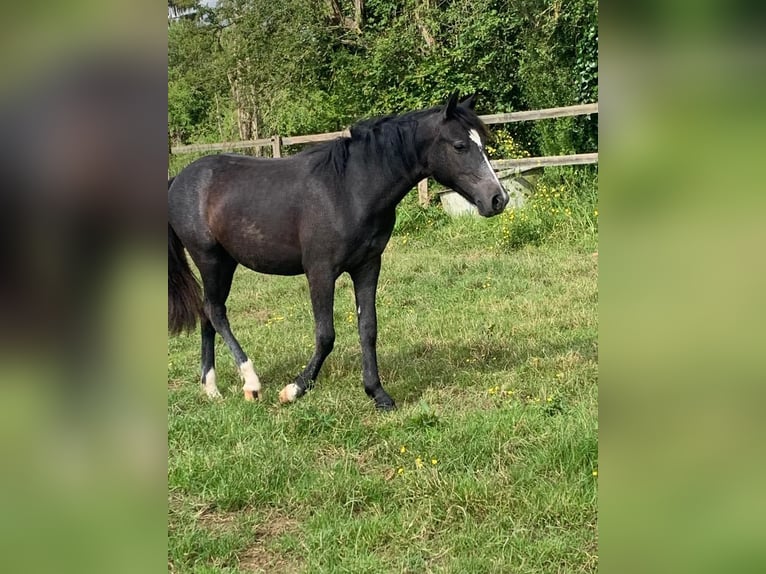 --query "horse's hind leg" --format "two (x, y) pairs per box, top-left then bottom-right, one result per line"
(196, 249), (262, 401)
(200, 316), (220, 398)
